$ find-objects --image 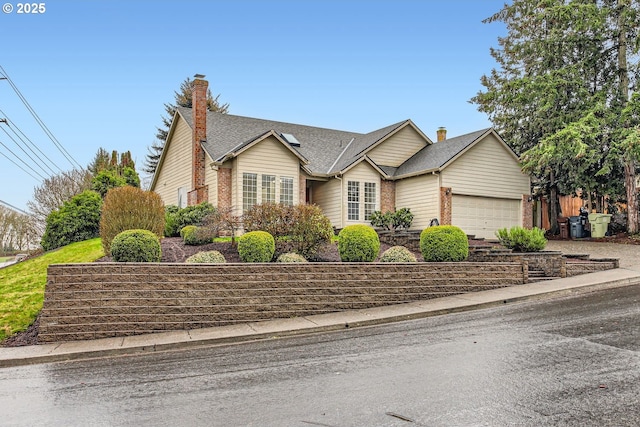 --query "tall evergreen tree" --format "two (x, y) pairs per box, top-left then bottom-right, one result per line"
(143, 77), (230, 176)
(472, 0), (640, 233)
